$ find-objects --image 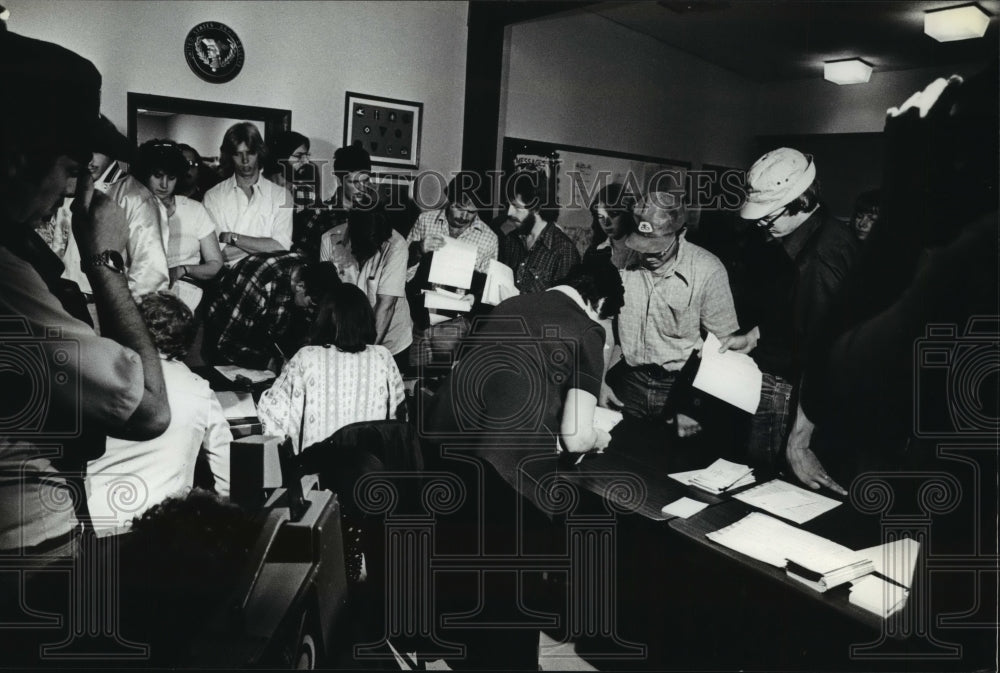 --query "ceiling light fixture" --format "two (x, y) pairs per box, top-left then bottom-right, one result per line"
(824, 58), (873, 85)
(925, 4), (990, 42)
